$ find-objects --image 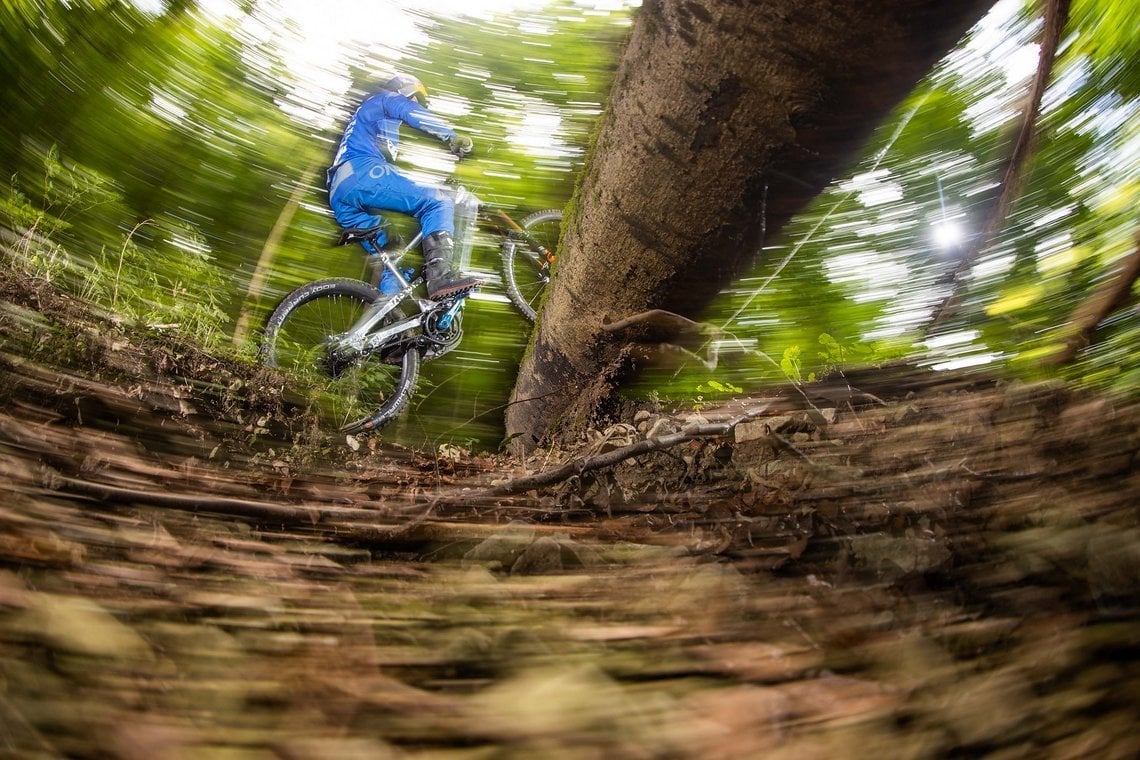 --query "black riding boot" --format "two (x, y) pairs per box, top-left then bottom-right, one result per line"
(422, 231), (479, 300)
